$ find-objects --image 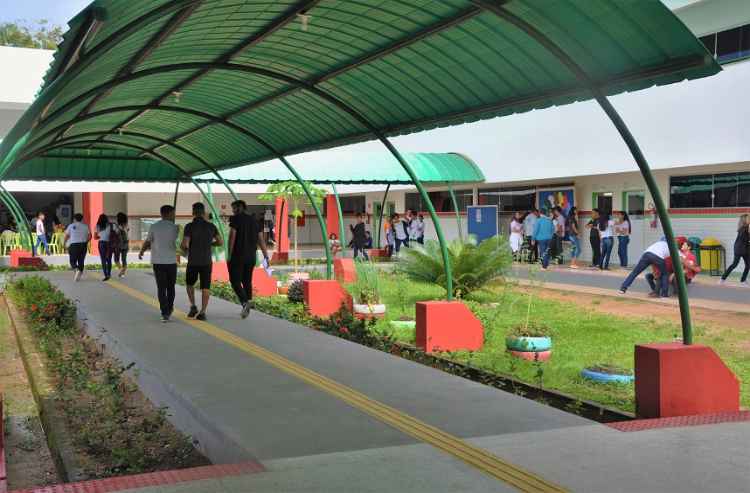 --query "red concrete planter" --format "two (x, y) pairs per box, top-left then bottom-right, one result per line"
(18, 257), (42, 268)
(273, 251), (289, 262)
(303, 280), (353, 317)
(10, 249), (31, 267)
(635, 343), (740, 418)
(369, 249), (388, 258)
(333, 258), (356, 283)
(210, 261), (277, 297)
(416, 301), (483, 353)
